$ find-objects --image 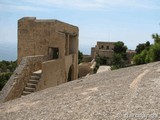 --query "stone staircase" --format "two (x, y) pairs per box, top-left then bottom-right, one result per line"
(22, 70), (42, 96)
